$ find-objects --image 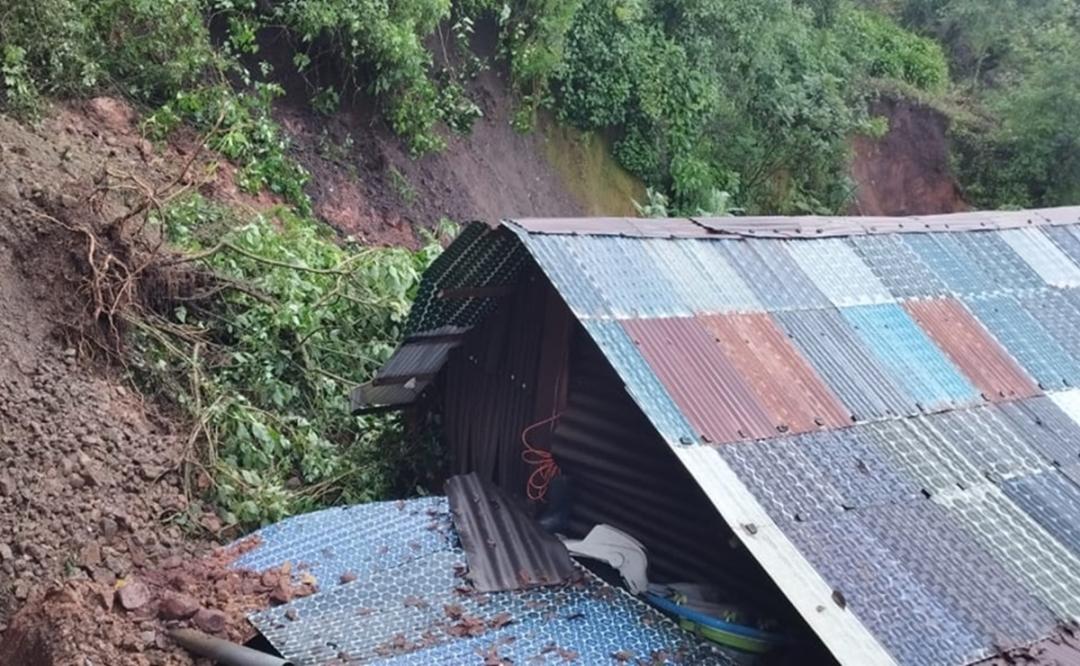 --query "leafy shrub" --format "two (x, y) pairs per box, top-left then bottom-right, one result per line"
(838, 10), (948, 91)
(136, 195), (451, 525)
